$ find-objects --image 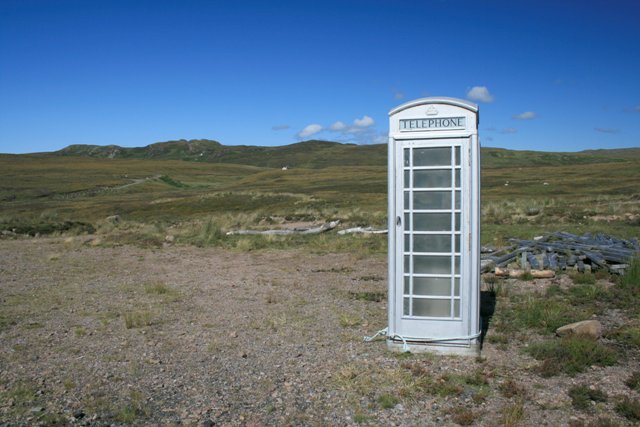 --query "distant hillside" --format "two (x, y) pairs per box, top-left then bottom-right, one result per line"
(53, 139), (387, 169)
(47, 139), (640, 169)
(480, 147), (637, 168)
